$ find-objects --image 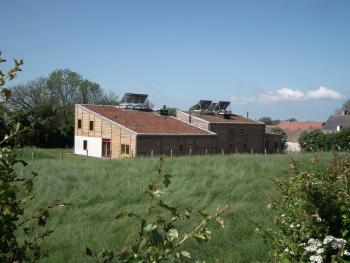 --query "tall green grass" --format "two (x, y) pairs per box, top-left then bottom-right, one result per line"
(17, 149), (334, 262)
